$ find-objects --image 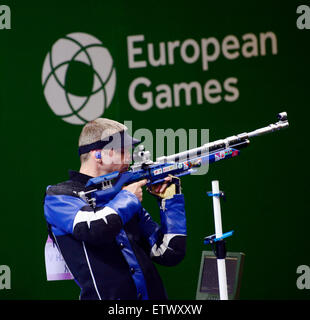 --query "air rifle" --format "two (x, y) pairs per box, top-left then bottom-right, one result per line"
(78, 112), (289, 207)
